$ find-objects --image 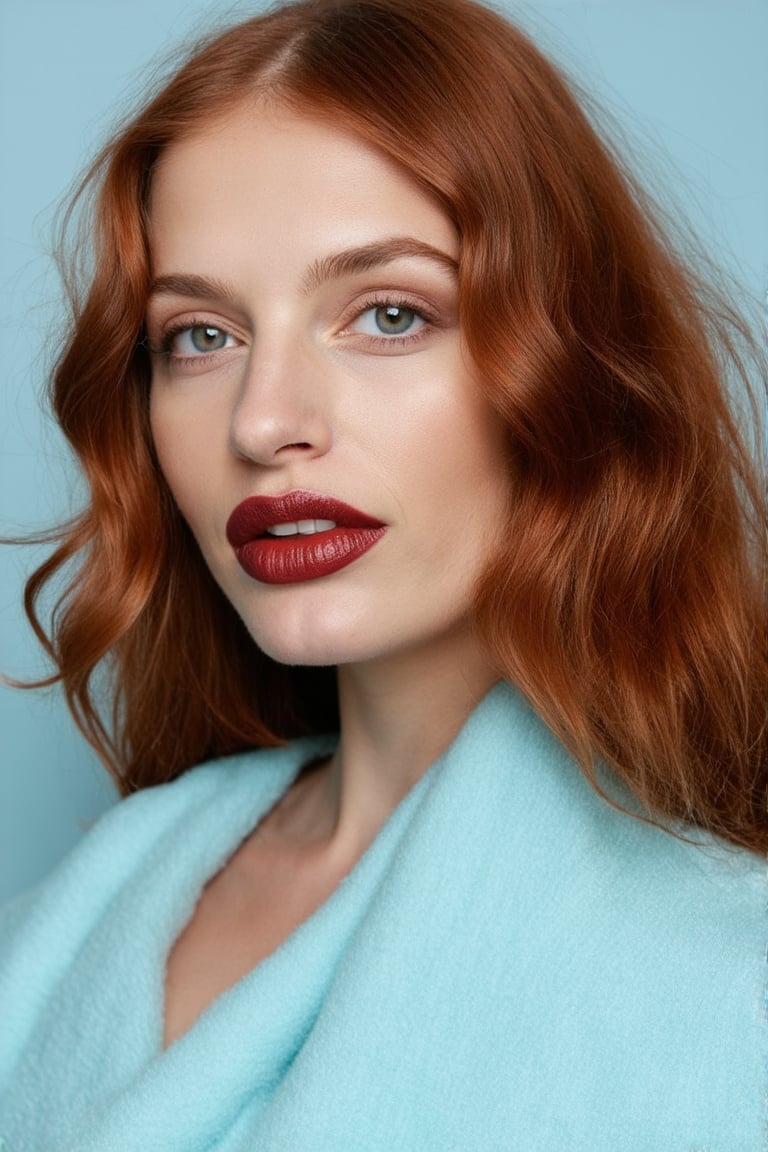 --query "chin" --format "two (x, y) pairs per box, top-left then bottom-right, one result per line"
(239, 614), (367, 669)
